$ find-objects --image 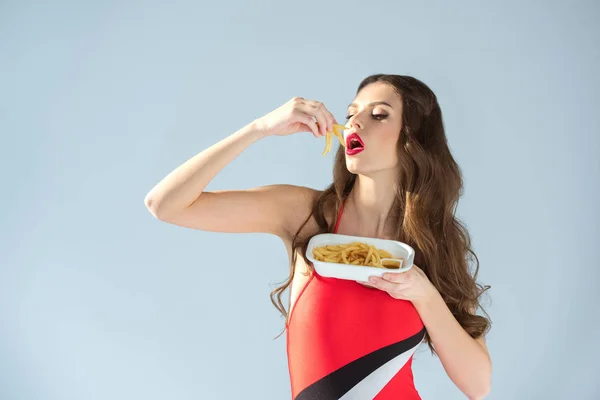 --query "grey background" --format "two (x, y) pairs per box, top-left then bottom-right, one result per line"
(2, 1), (599, 399)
